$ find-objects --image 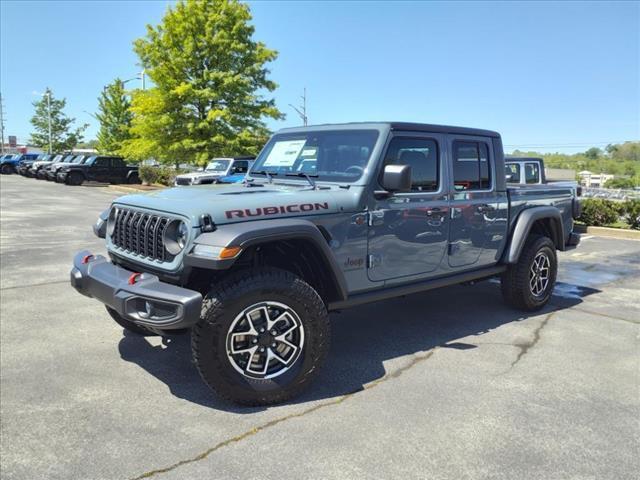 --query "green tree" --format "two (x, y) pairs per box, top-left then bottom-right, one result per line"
(96, 79), (133, 154)
(604, 177), (635, 189)
(584, 147), (601, 160)
(121, 0), (283, 165)
(29, 88), (88, 152)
